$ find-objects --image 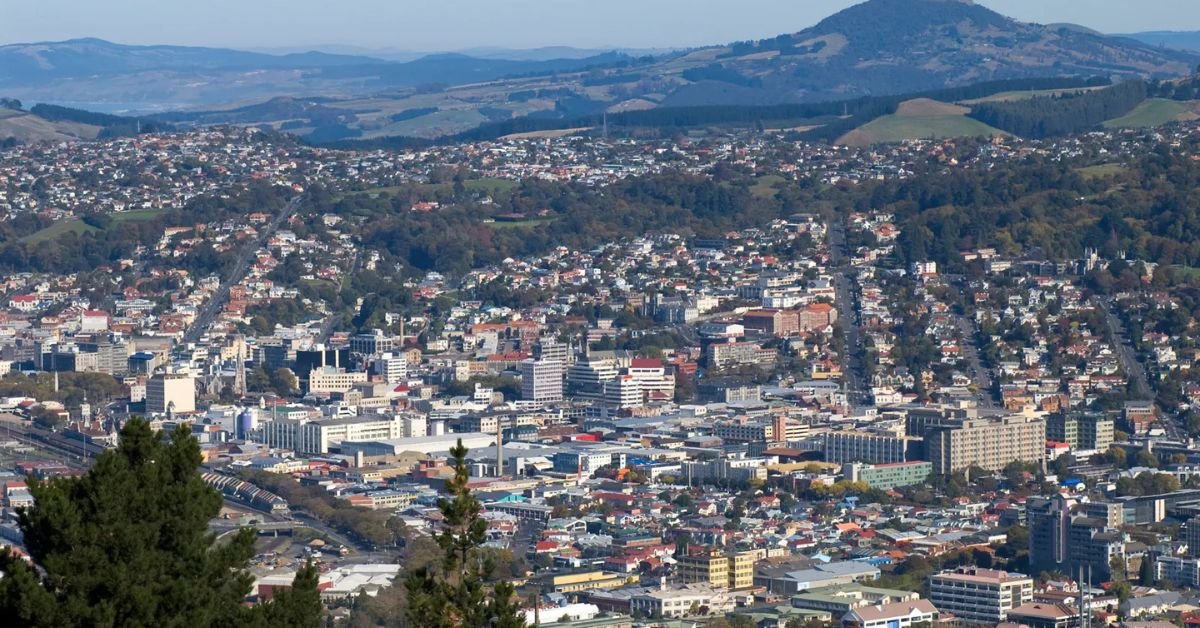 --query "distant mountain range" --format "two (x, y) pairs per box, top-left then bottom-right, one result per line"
(0, 0), (1198, 139)
(0, 38), (636, 113)
(1120, 31), (1200, 53)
